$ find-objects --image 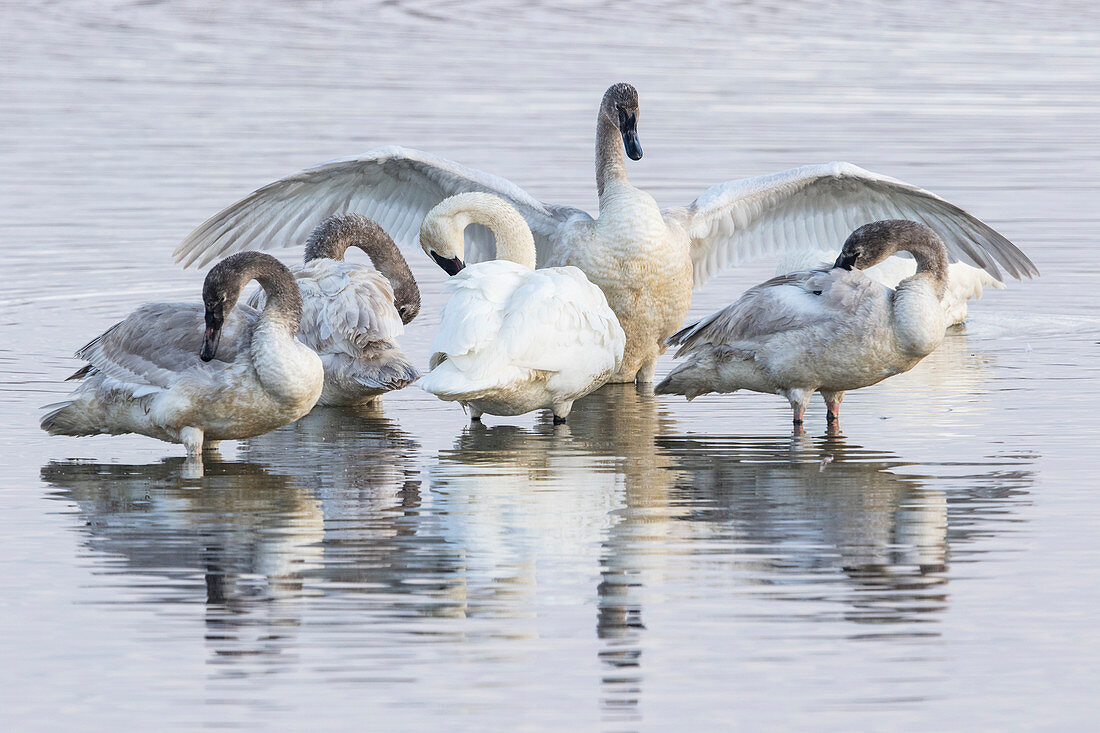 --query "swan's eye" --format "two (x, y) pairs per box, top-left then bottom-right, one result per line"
(812, 290), (822, 296)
